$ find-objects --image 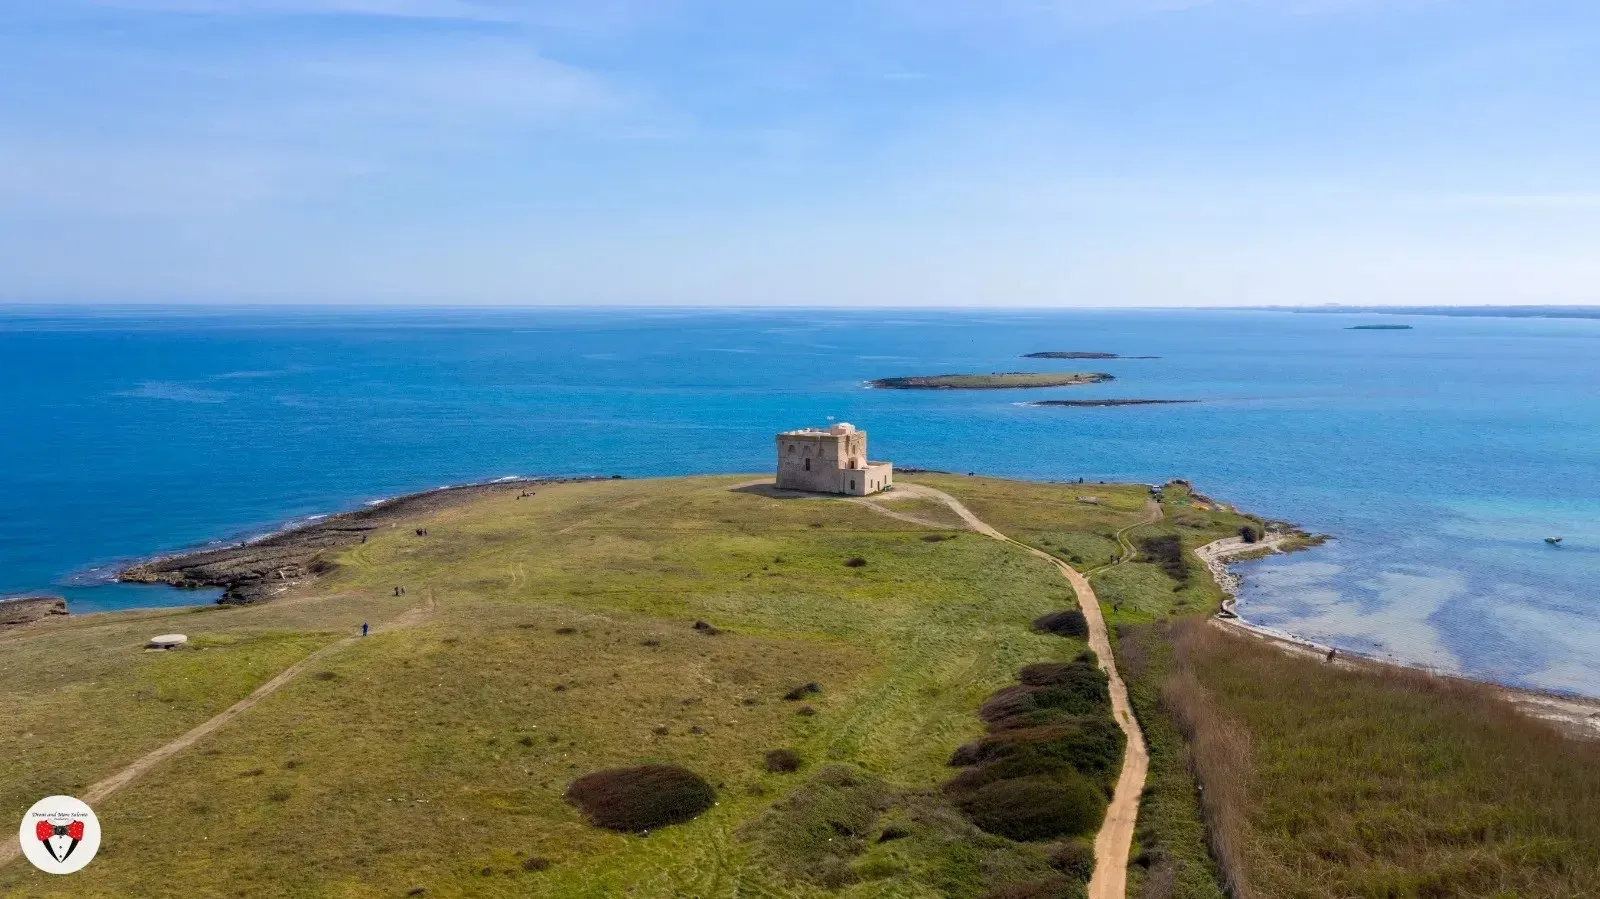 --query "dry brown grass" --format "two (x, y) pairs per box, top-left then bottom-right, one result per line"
(1163, 620), (1600, 899)
(1160, 625), (1253, 898)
